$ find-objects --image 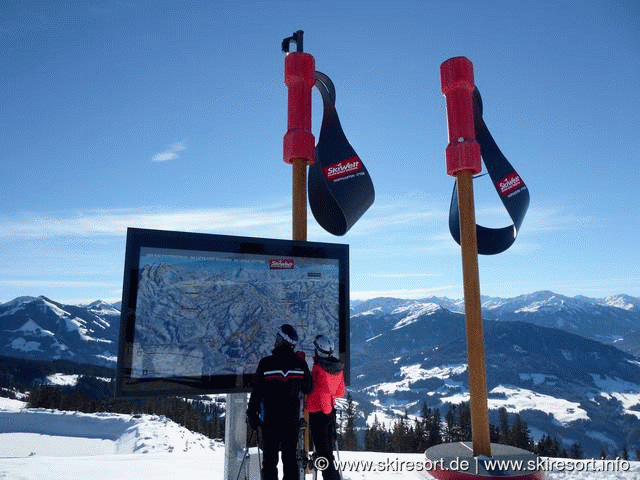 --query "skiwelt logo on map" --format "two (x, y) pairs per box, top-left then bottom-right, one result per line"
(269, 259), (295, 269)
(323, 156), (363, 182)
